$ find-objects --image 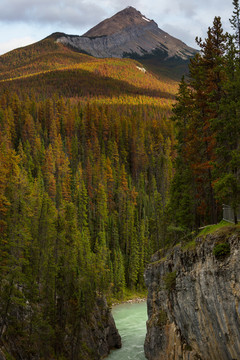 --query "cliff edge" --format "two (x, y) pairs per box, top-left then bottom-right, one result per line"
(144, 225), (240, 360)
